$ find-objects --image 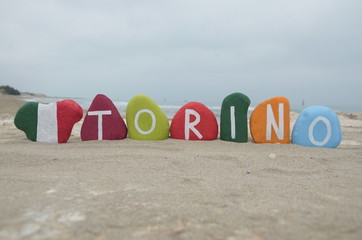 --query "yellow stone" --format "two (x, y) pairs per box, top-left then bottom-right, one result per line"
(126, 95), (169, 140)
